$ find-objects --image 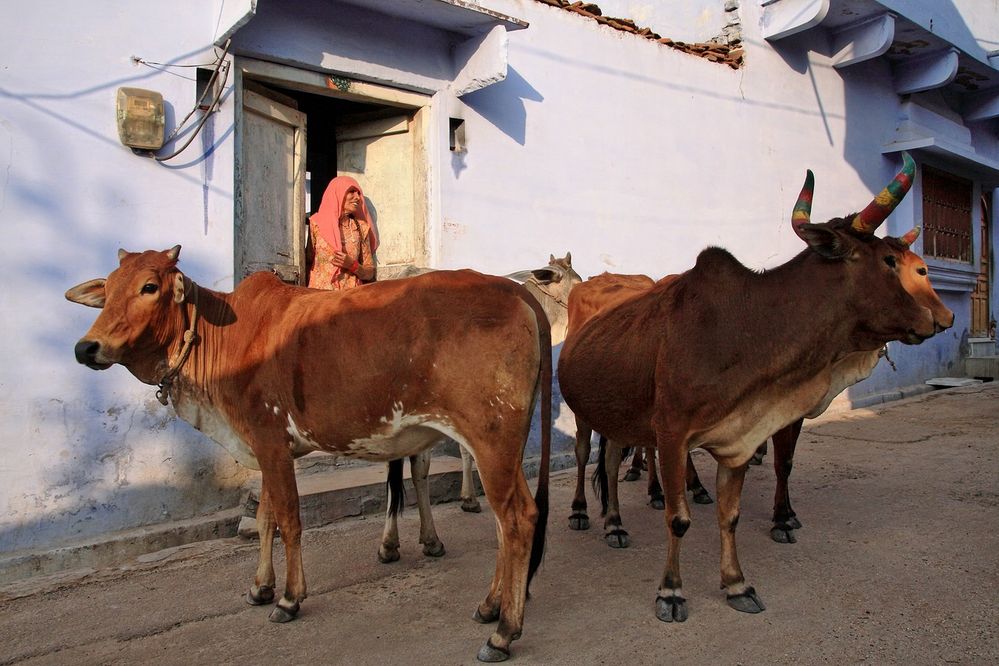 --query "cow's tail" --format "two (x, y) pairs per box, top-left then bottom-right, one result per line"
(387, 458), (405, 517)
(526, 291), (552, 590)
(592, 435), (610, 517)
